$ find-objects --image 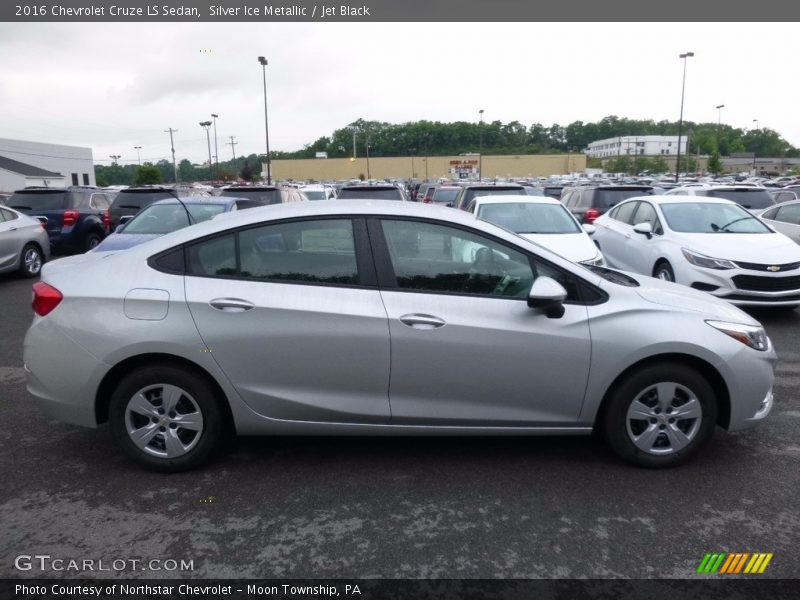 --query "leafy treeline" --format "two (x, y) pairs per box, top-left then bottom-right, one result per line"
(95, 155), (261, 187)
(95, 115), (799, 185)
(275, 116), (799, 160)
